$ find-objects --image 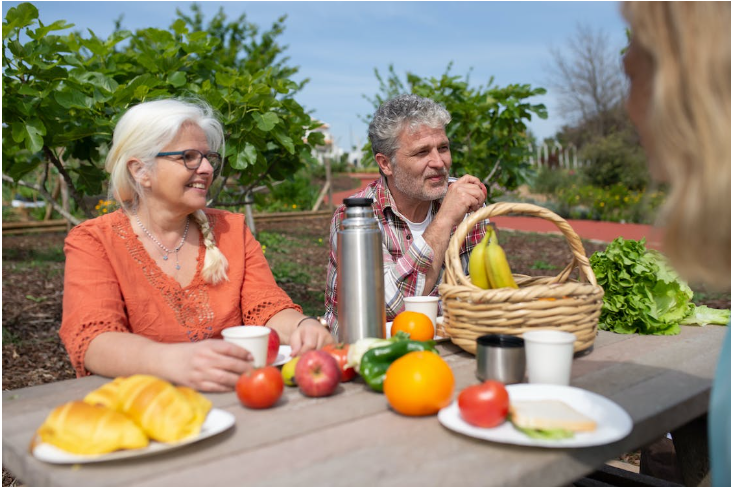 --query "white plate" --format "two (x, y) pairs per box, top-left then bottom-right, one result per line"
(387, 316), (447, 341)
(33, 408), (235, 464)
(272, 345), (292, 366)
(438, 384), (633, 448)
